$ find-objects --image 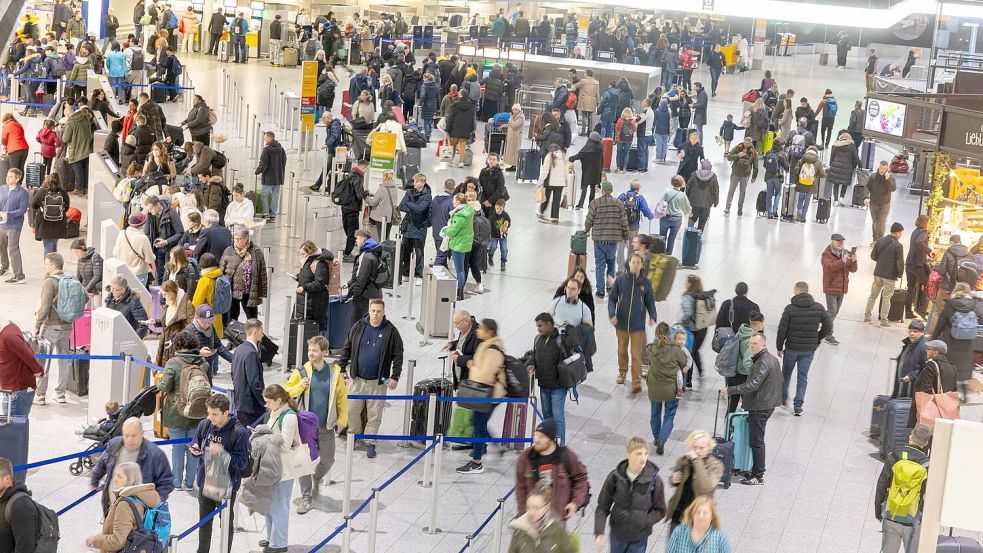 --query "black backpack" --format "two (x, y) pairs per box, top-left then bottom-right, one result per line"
(210, 151), (228, 169)
(489, 344), (529, 398)
(372, 248), (392, 287)
(3, 492), (59, 553)
(623, 193), (641, 227)
(120, 498), (162, 553)
(331, 174), (357, 208)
